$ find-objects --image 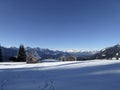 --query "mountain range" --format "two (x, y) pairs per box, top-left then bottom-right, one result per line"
(94, 44), (120, 59)
(2, 43), (120, 61)
(1, 46), (97, 61)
